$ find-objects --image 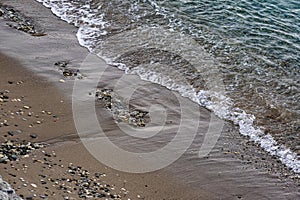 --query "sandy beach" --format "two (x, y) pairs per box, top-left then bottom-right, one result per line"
(0, 53), (211, 199)
(0, 0), (299, 199)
